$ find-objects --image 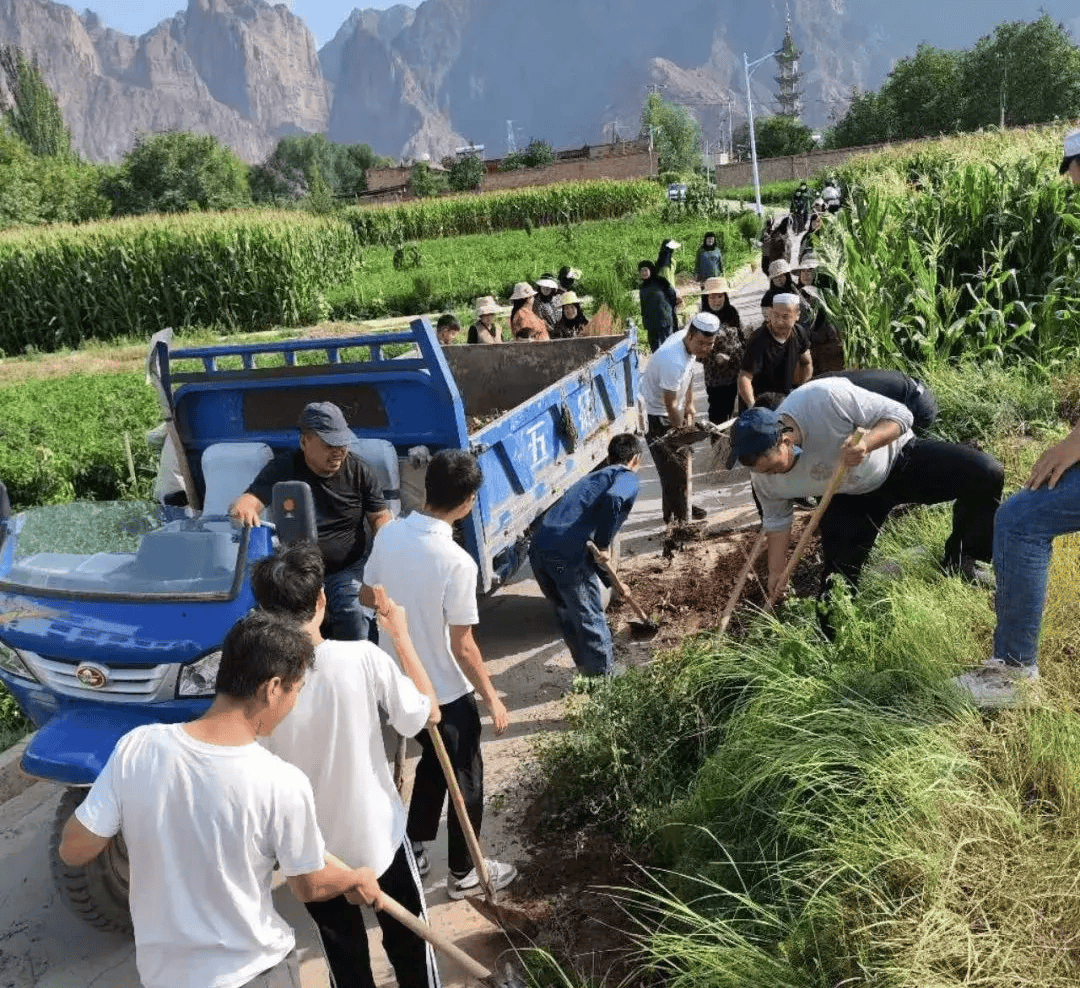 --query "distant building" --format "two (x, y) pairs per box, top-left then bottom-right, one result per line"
(774, 20), (804, 120)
